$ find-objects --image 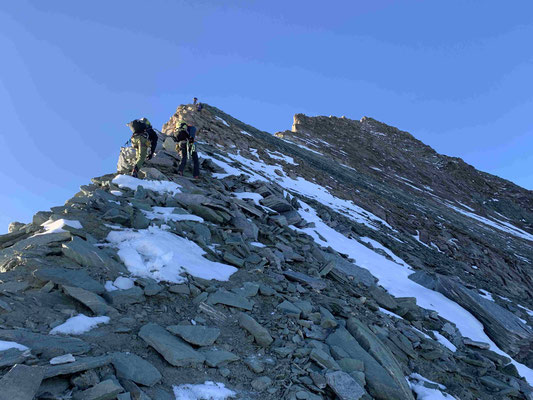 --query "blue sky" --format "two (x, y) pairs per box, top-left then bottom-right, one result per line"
(1, 1), (532, 232)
